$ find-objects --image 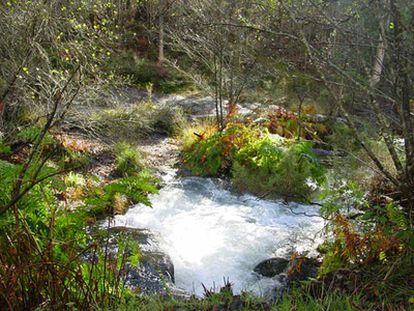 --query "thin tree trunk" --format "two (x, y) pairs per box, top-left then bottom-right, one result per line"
(368, 9), (403, 174)
(219, 53), (224, 131)
(391, 0), (414, 174)
(214, 54), (220, 130)
(158, 10), (165, 64)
